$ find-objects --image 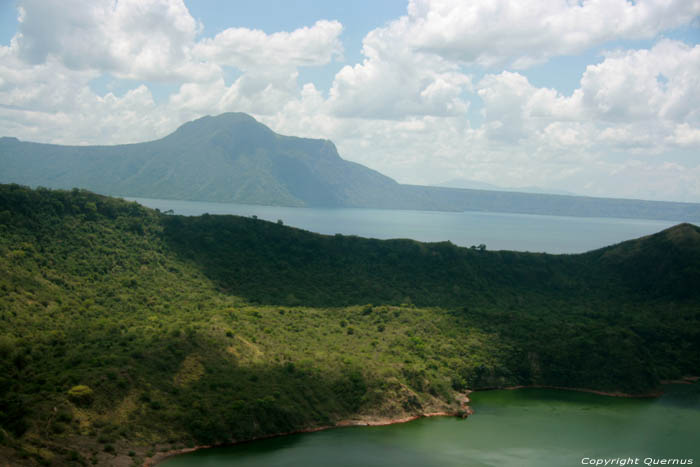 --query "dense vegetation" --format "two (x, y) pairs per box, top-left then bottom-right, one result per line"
(3, 113), (700, 221)
(0, 184), (699, 465)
